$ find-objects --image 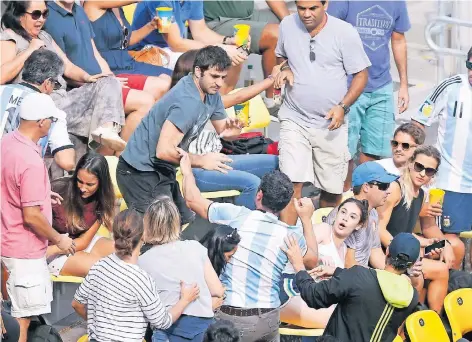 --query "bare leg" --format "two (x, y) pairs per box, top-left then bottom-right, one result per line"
(320, 190), (341, 209)
(17, 317), (31, 342)
(280, 296), (334, 328)
(60, 252), (103, 278)
(142, 74), (171, 101)
(259, 24), (278, 98)
(343, 160), (355, 192)
(422, 258), (449, 313)
(444, 233), (465, 270)
(280, 182), (303, 226)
